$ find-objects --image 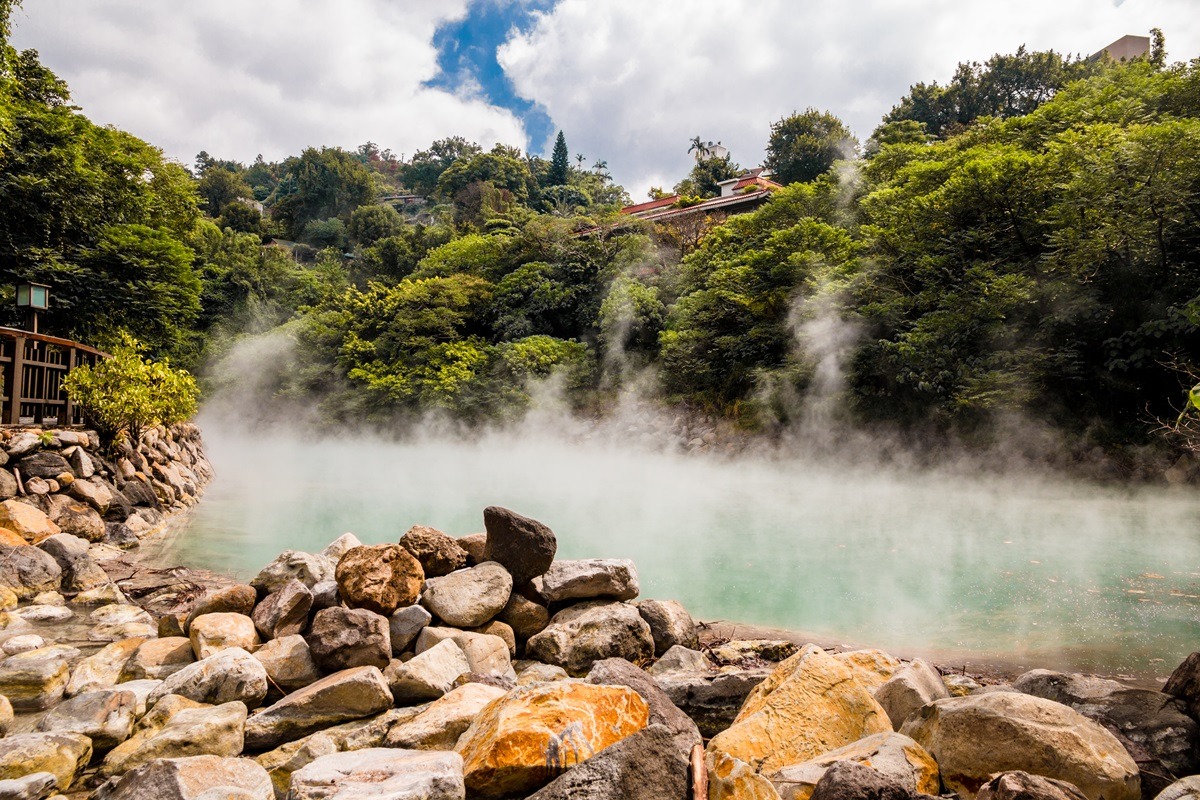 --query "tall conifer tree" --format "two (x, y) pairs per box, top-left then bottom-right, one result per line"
(548, 130), (570, 186)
